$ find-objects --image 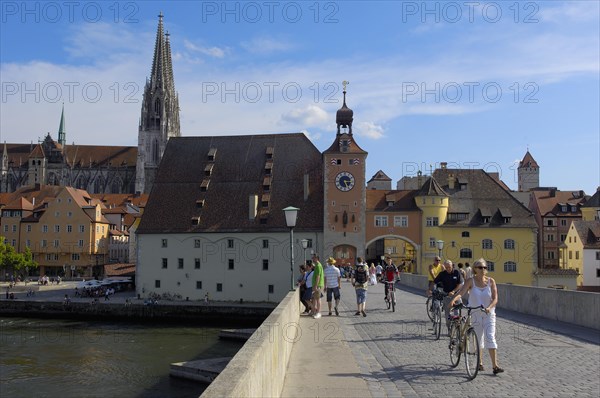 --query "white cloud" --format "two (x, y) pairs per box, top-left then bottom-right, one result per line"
(280, 105), (329, 127)
(354, 121), (385, 139)
(183, 40), (228, 58)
